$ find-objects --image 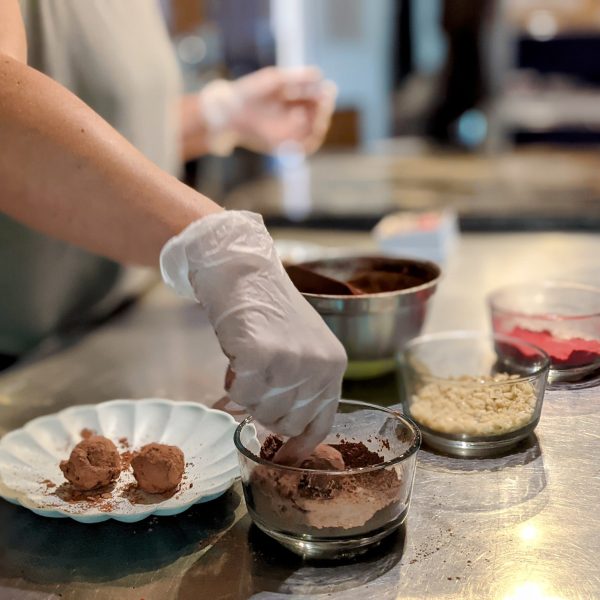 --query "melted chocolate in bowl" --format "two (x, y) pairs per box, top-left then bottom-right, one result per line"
(286, 256), (440, 296)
